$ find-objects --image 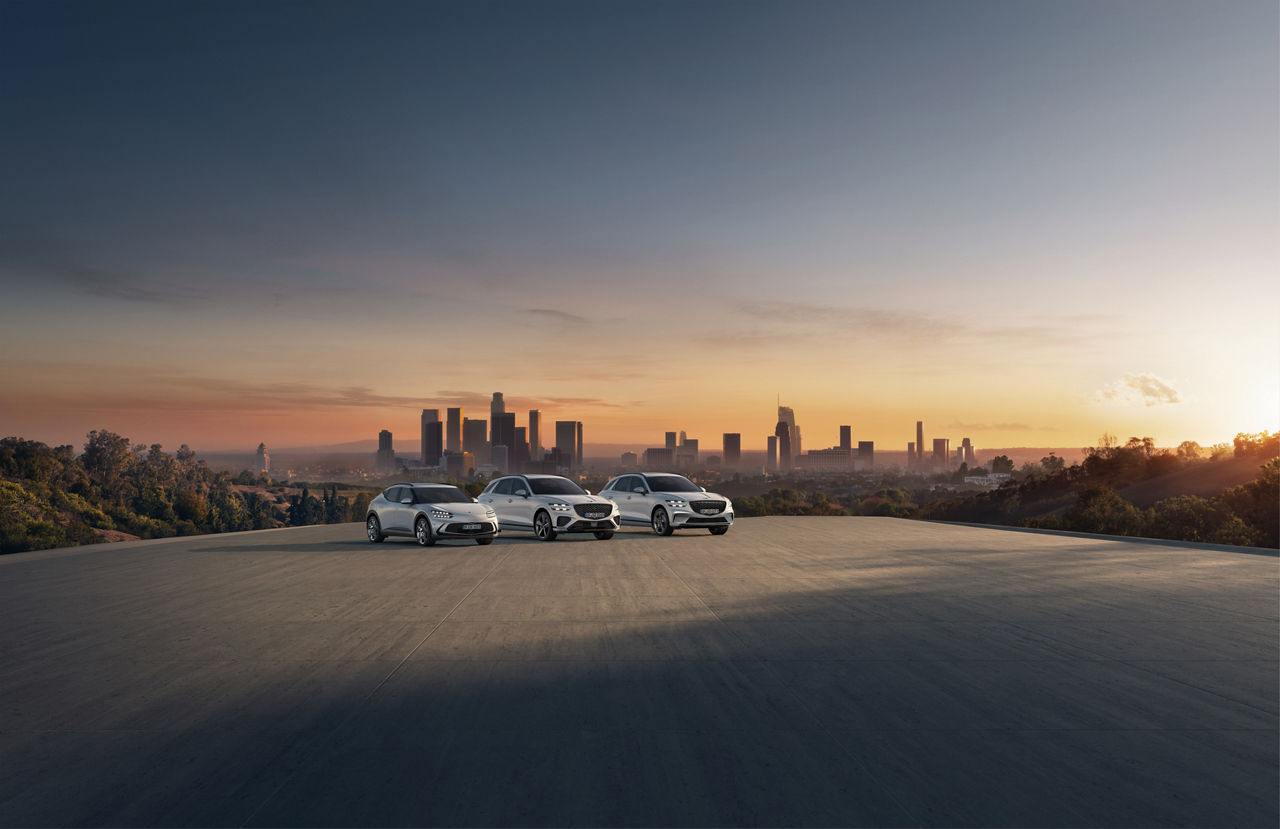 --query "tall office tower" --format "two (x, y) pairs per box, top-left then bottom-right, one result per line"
(492, 444), (509, 471)
(513, 426), (530, 471)
(489, 392), (505, 444)
(767, 435), (778, 470)
(576, 422), (583, 467)
(528, 410), (542, 458)
(723, 433), (741, 468)
(641, 447), (673, 466)
(908, 441), (916, 466)
(778, 405), (801, 457)
(375, 429), (396, 475)
(678, 430), (687, 447)
(255, 443), (269, 475)
(683, 438), (699, 466)
(555, 420), (578, 470)
(446, 408), (463, 454)
(494, 412), (516, 458)
(423, 421), (443, 466)
(665, 432), (677, 450)
(463, 418), (488, 459)
(420, 409), (440, 465)
(445, 451), (473, 477)
(916, 421), (924, 463)
(775, 420), (791, 470)
(839, 425), (851, 451)
(857, 441), (874, 468)
(961, 437), (975, 465)
(933, 438), (950, 466)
